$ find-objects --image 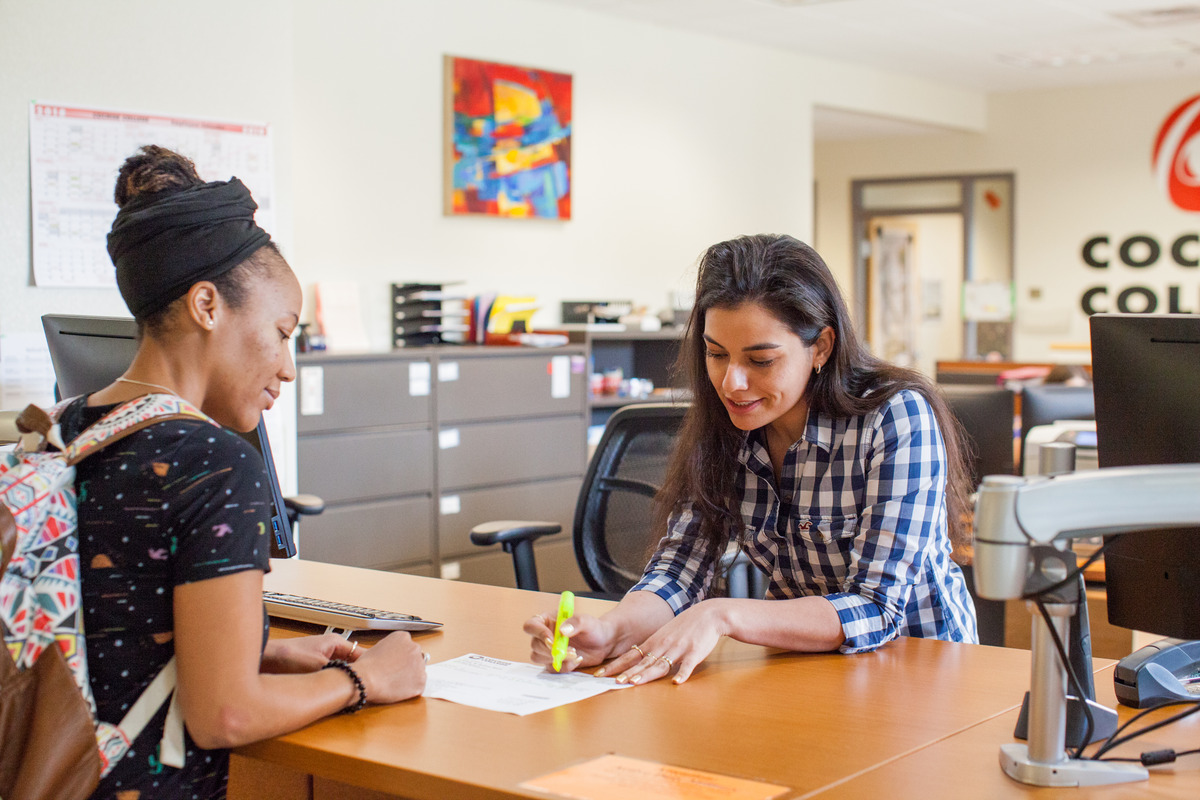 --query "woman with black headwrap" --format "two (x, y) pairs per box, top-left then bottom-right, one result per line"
(59, 146), (426, 800)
